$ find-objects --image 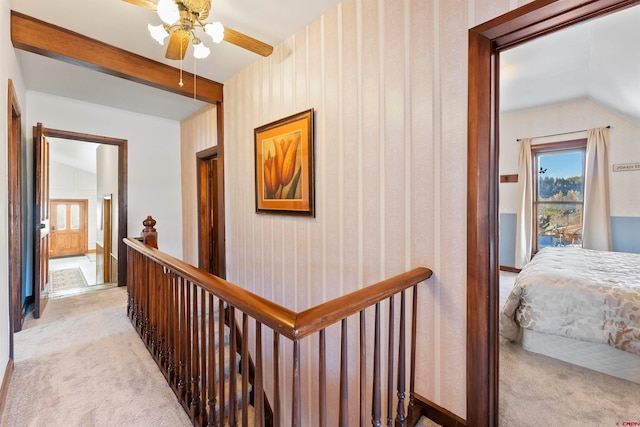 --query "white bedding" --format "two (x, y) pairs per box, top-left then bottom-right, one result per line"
(500, 247), (640, 355)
